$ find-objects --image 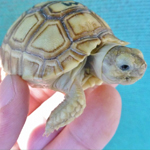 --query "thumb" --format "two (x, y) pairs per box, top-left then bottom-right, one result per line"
(0, 75), (29, 149)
